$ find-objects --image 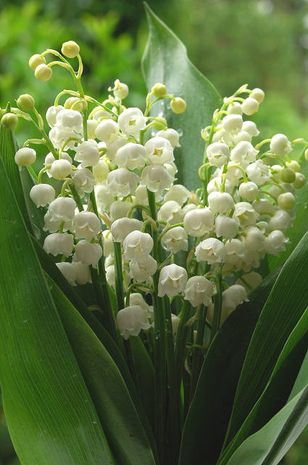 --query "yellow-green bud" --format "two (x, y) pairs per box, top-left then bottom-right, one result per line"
(34, 64), (52, 81)
(1, 113), (18, 130)
(305, 148), (308, 162)
(152, 116), (167, 129)
(280, 167), (296, 183)
(113, 79), (129, 100)
(61, 40), (80, 58)
(151, 83), (167, 98)
(286, 160), (301, 172)
(277, 192), (295, 210)
(28, 54), (46, 70)
(17, 94), (35, 111)
(294, 172), (306, 188)
(170, 97), (187, 114)
(64, 97), (87, 111)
